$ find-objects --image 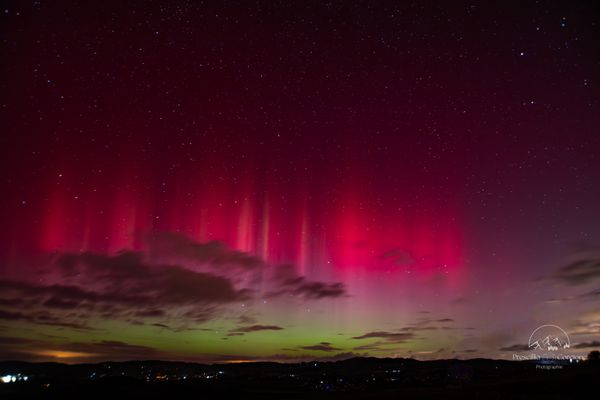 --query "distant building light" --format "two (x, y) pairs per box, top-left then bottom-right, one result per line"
(1, 375), (12, 383)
